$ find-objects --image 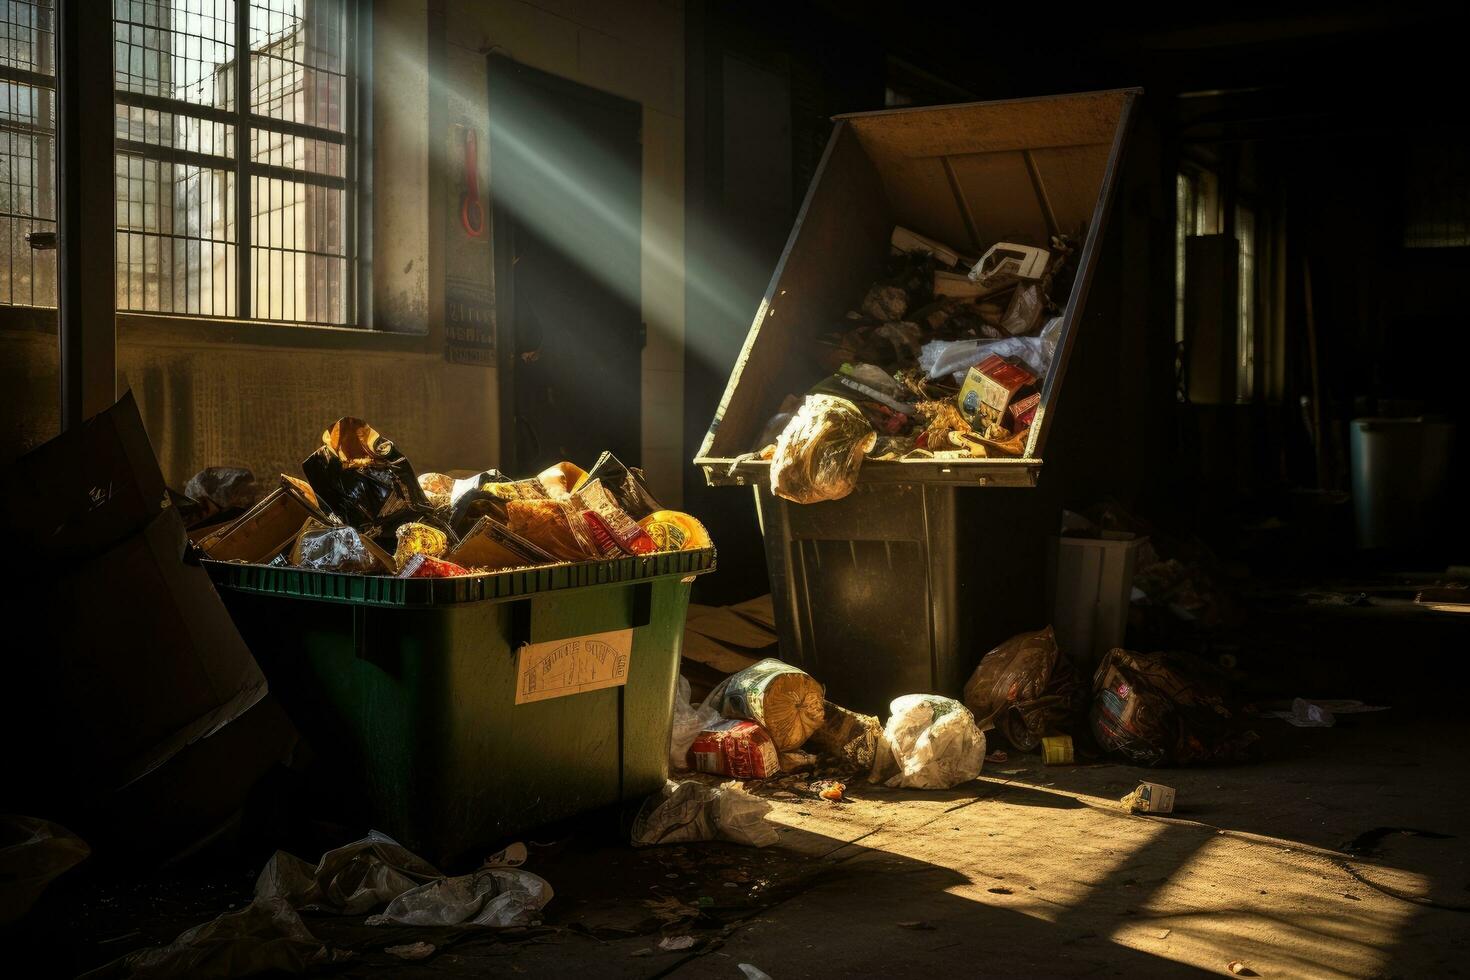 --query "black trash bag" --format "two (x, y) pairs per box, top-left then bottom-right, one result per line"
(1090, 648), (1259, 767)
(962, 626), (1086, 751)
(301, 418), (431, 549)
(583, 451), (664, 521)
